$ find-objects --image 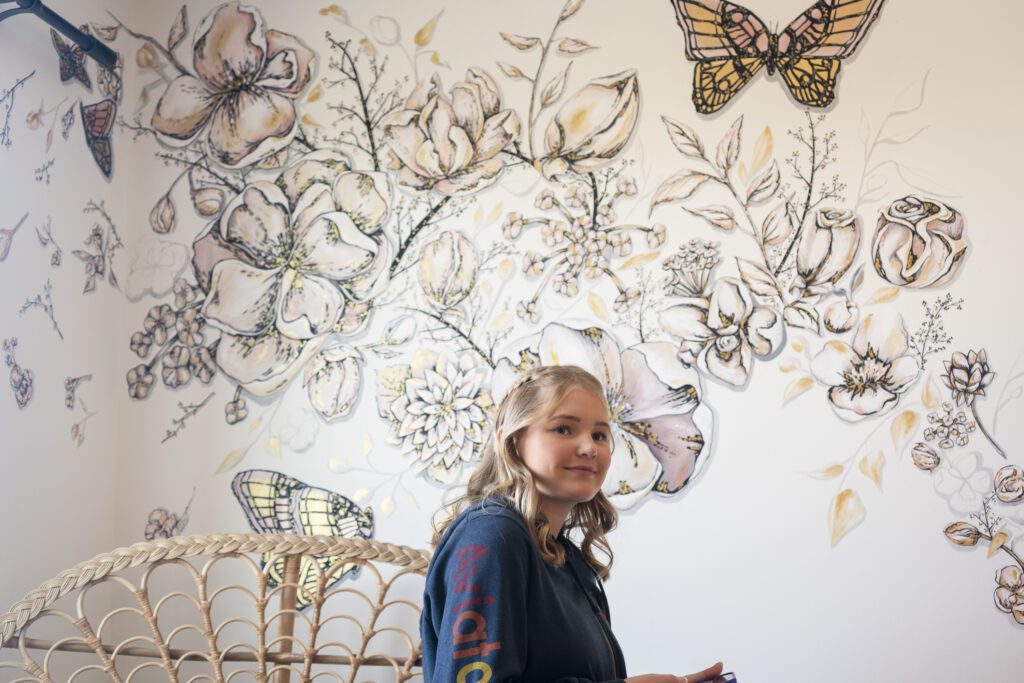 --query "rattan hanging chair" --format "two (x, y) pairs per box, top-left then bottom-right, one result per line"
(0, 533), (432, 683)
